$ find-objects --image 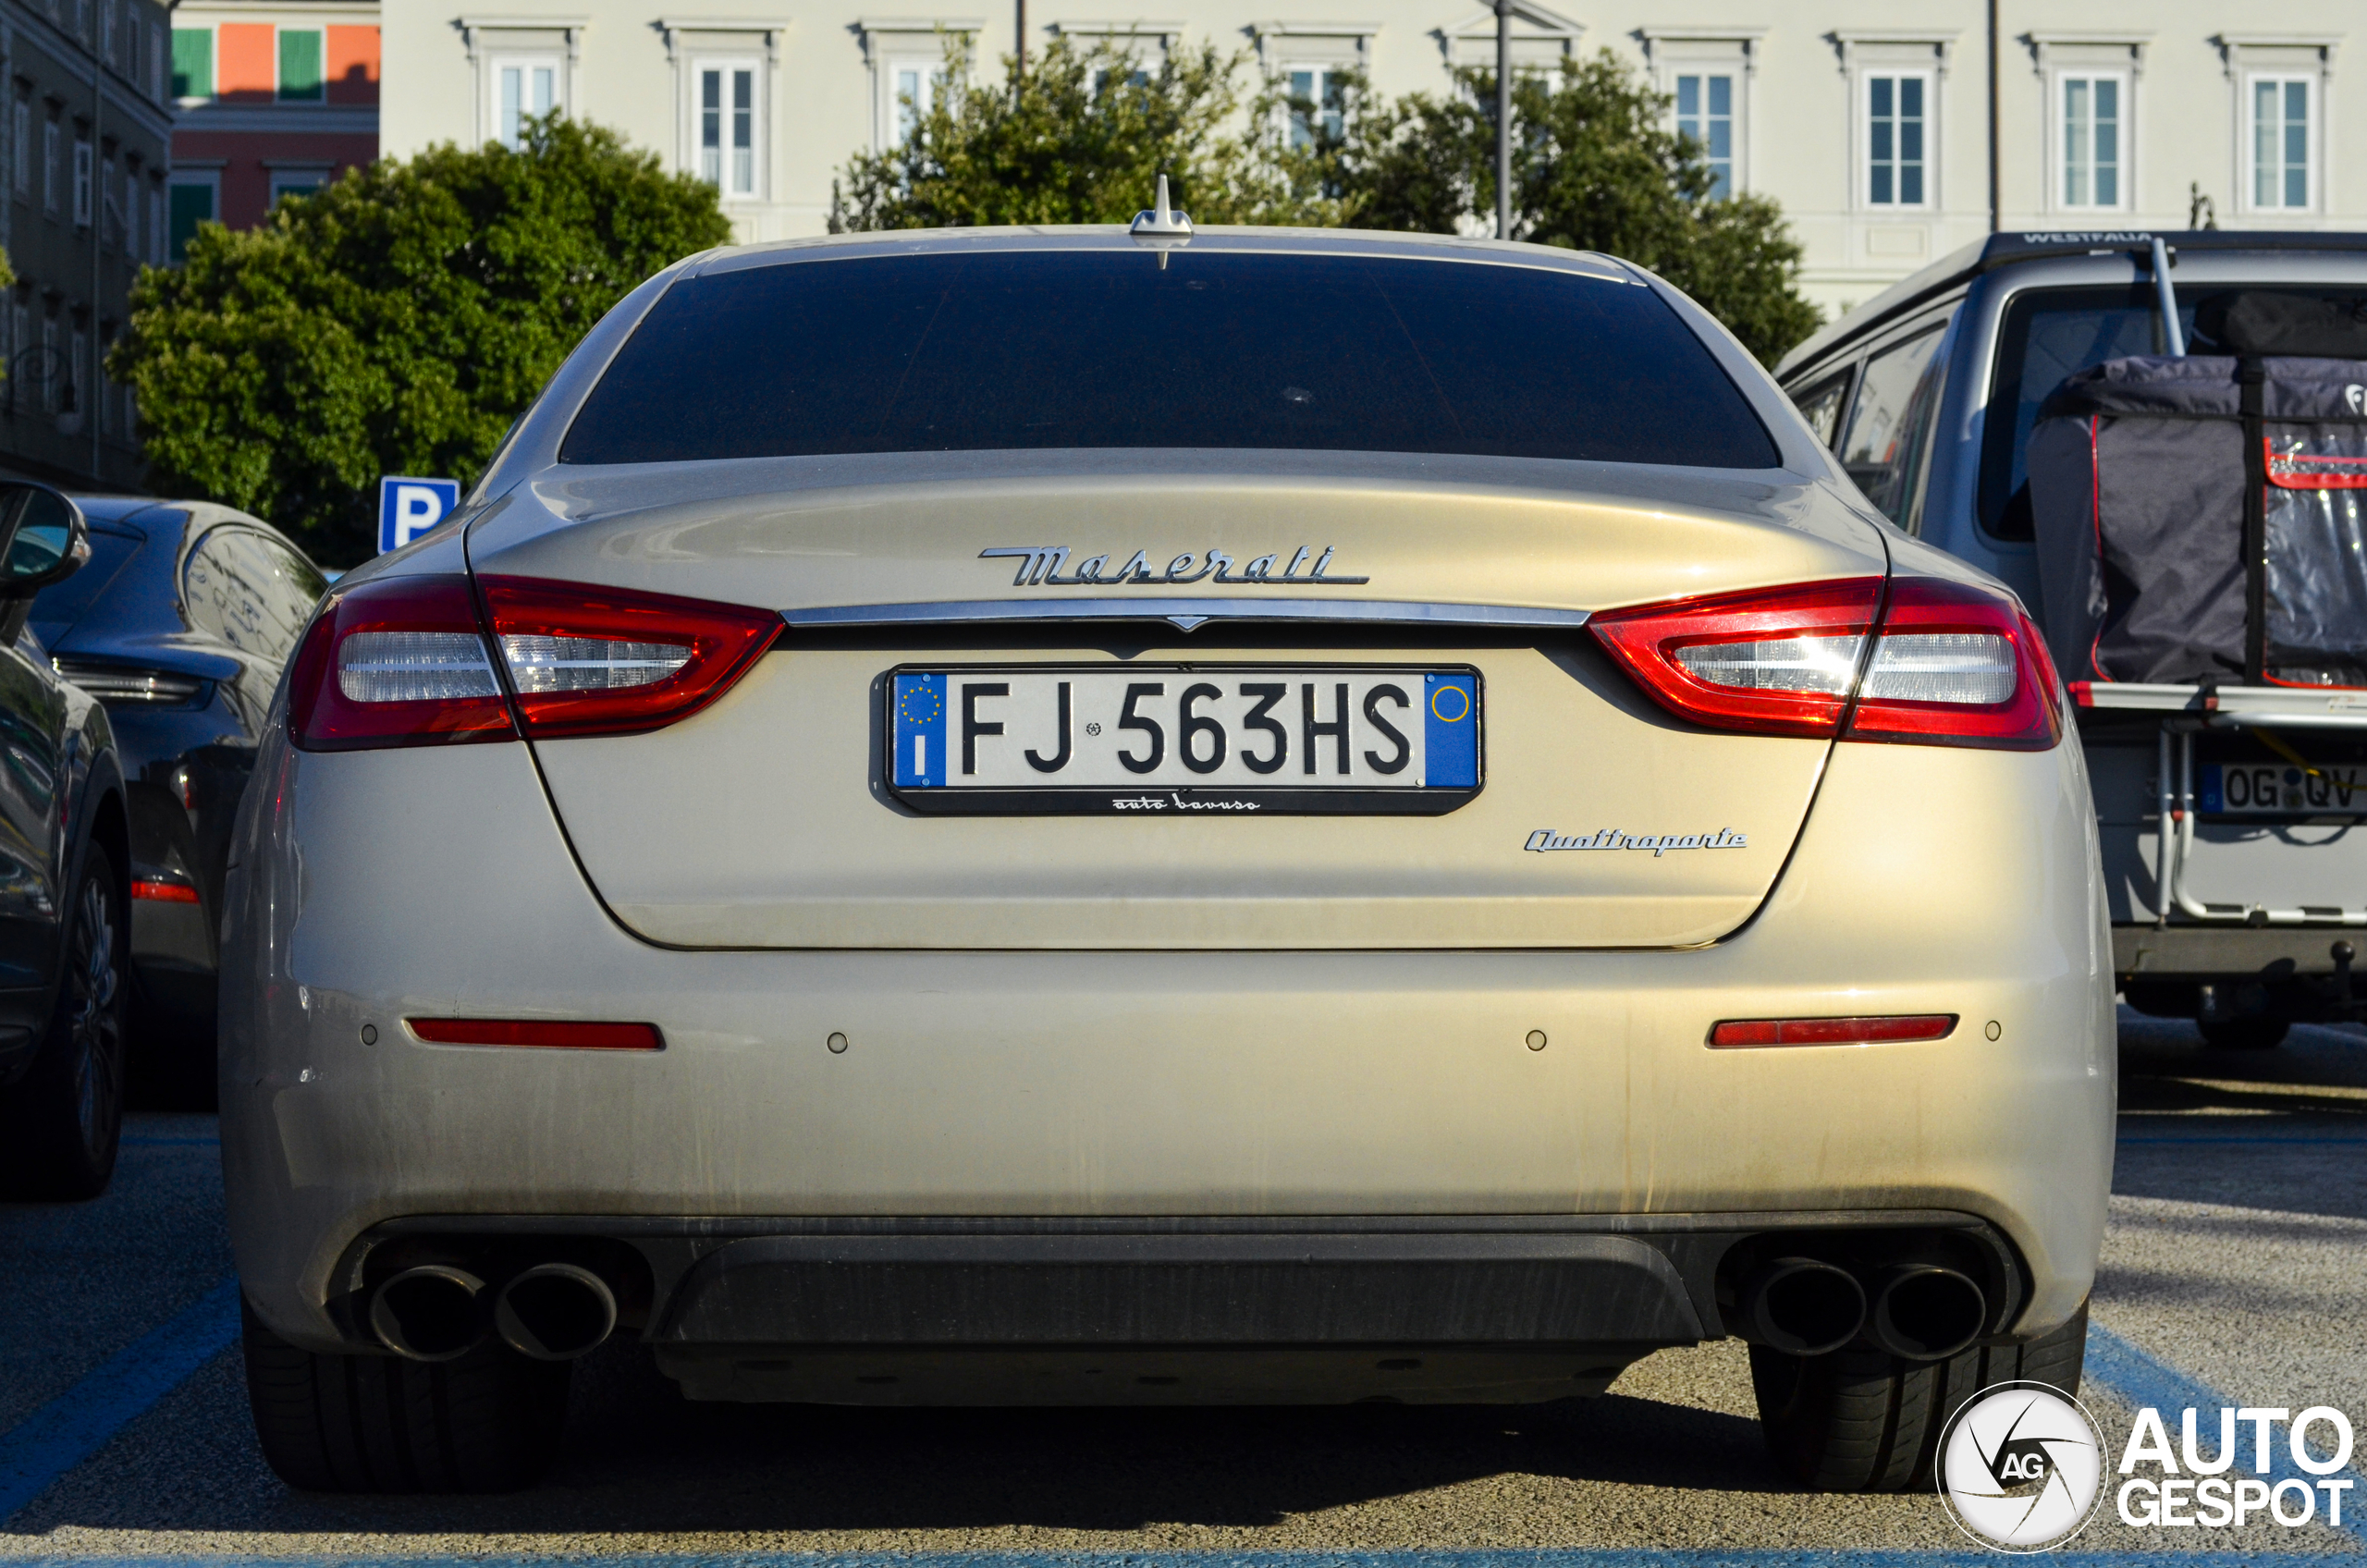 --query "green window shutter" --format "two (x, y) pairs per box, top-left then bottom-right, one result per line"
(170, 29), (213, 99)
(277, 30), (323, 101)
(168, 183), (214, 262)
